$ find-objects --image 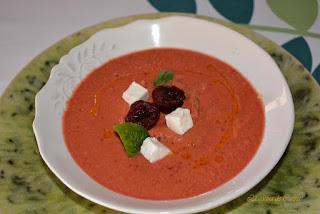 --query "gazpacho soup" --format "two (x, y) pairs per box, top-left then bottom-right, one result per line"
(63, 48), (265, 200)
